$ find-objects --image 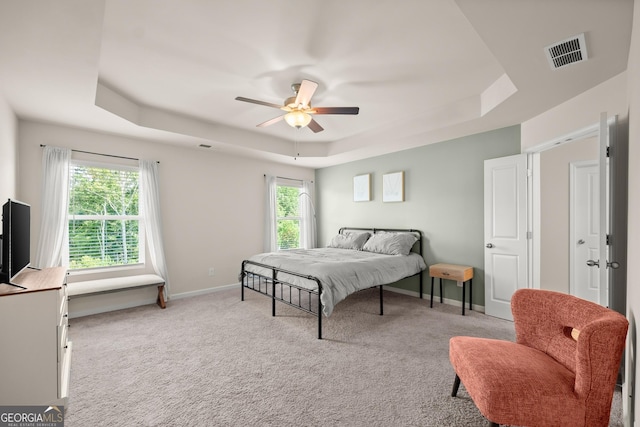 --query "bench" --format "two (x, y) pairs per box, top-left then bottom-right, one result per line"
(67, 274), (166, 309)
